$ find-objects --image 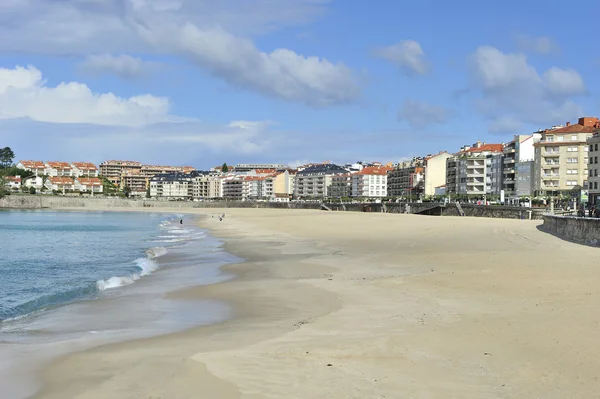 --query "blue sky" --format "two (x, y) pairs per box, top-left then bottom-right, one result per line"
(0, 0), (598, 168)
